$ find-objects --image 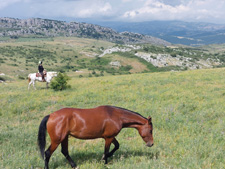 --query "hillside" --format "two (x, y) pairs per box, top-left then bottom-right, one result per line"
(0, 37), (224, 81)
(0, 17), (169, 46)
(0, 68), (224, 168)
(95, 21), (225, 46)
